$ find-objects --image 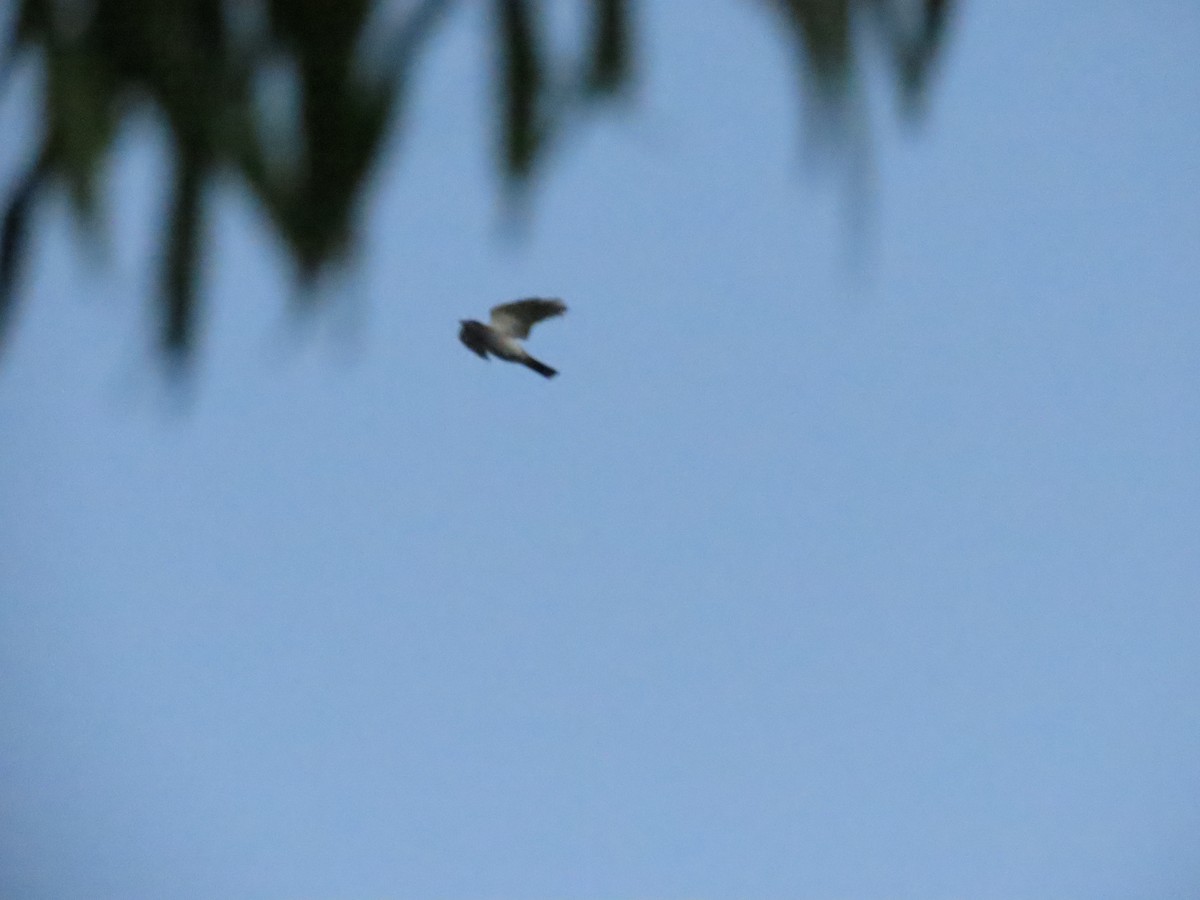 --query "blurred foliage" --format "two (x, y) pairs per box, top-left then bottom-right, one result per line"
(0, 0), (954, 364)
